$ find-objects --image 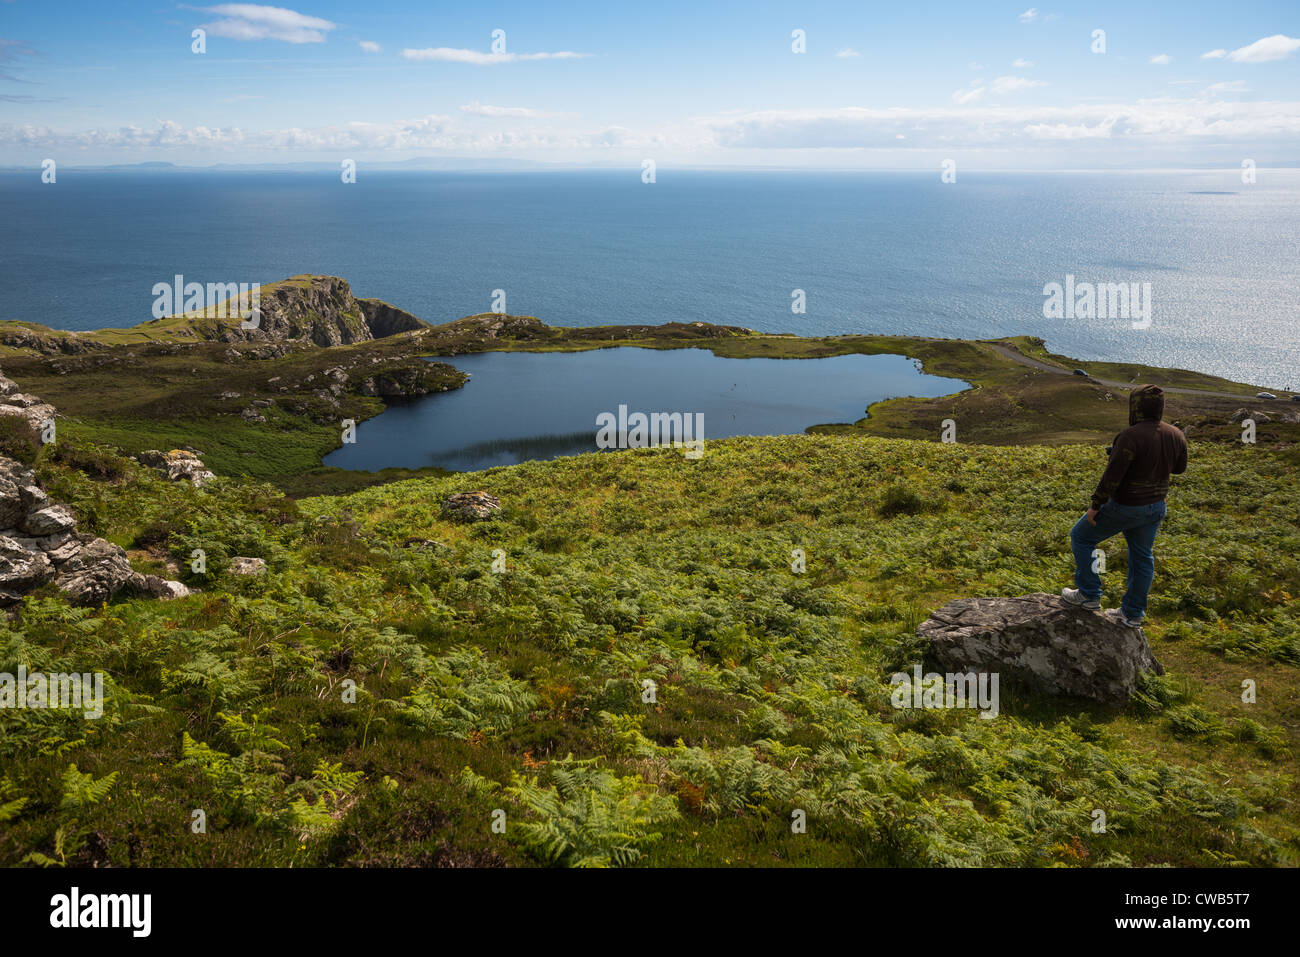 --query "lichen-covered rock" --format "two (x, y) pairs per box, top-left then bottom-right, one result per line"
(0, 534), (55, 602)
(0, 472), (28, 529)
(0, 393), (57, 432)
(128, 573), (192, 599)
(0, 452), (189, 606)
(228, 556), (268, 576)
(917, 592), (1163, 704)
(138, 449), (216, 486)
(442, 491), (501, 522)
(21, 505), (78, 537)
(52, 537), (137, 607)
